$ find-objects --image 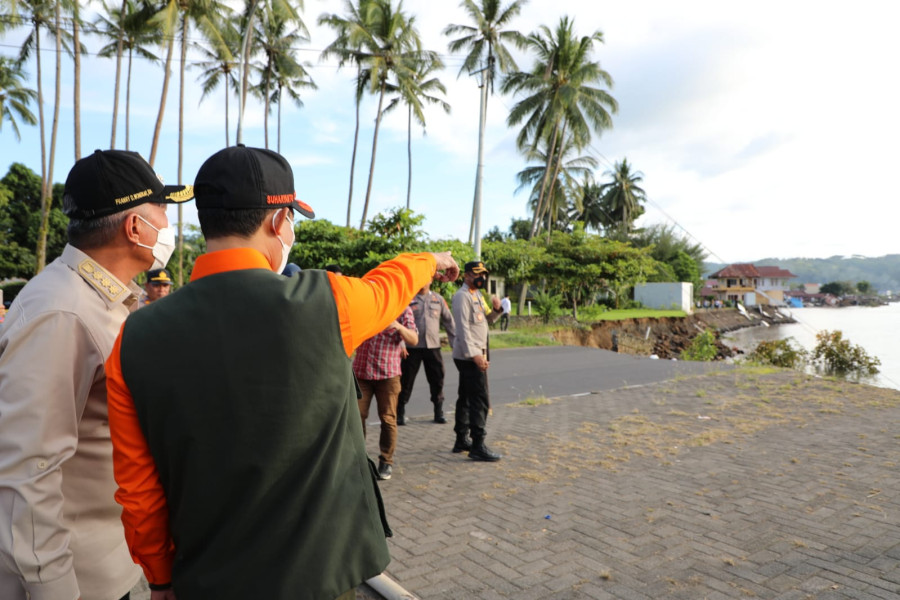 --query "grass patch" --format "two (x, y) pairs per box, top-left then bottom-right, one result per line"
(489, 307), (689, 349)
(489, 330), (560, 349)
(576, 306), (687, 321)
(520, 395), (551, 406)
